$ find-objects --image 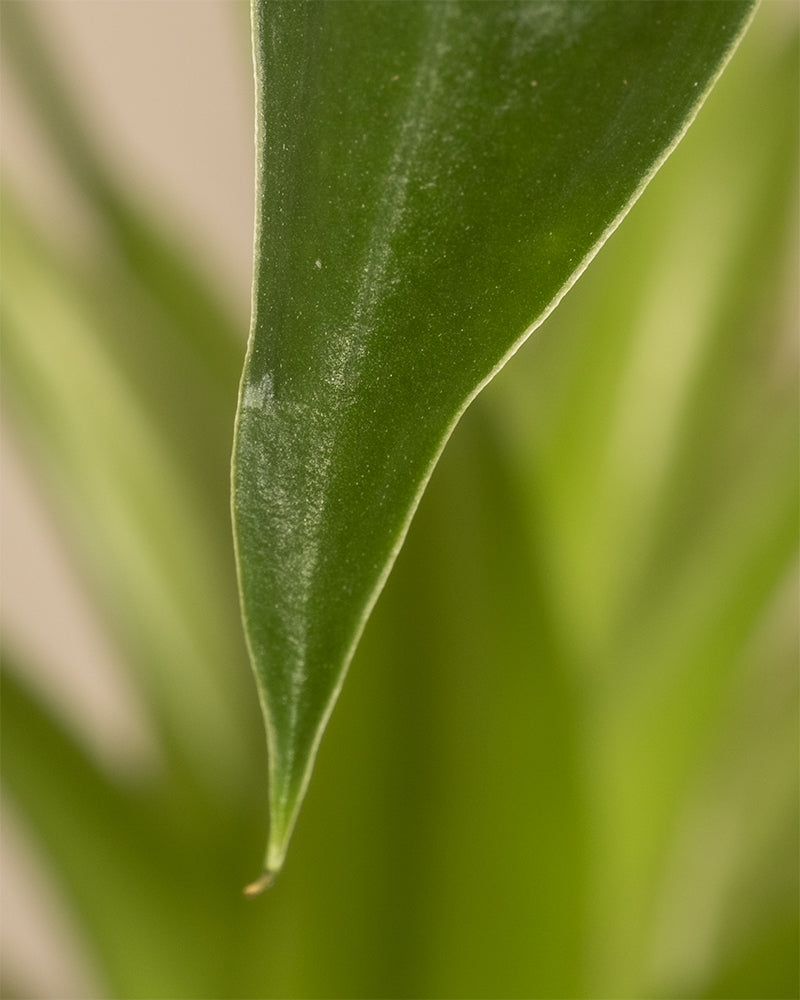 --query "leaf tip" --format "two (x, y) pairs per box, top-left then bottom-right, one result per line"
(242, 868), (279, 897)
